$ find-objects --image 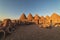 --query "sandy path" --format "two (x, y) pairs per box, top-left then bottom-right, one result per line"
(5, 24), (60, 40)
